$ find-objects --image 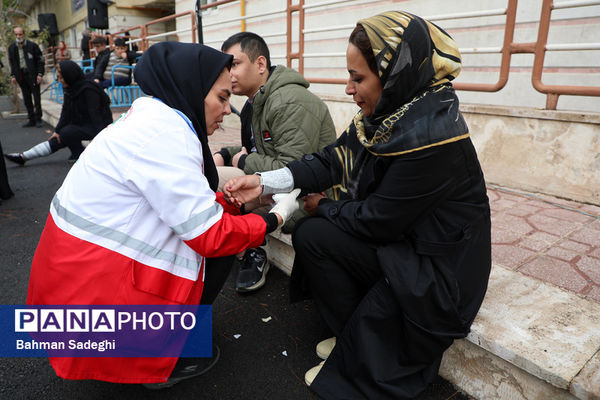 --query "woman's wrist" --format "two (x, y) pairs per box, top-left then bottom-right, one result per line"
(258, 168), (295, 194)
